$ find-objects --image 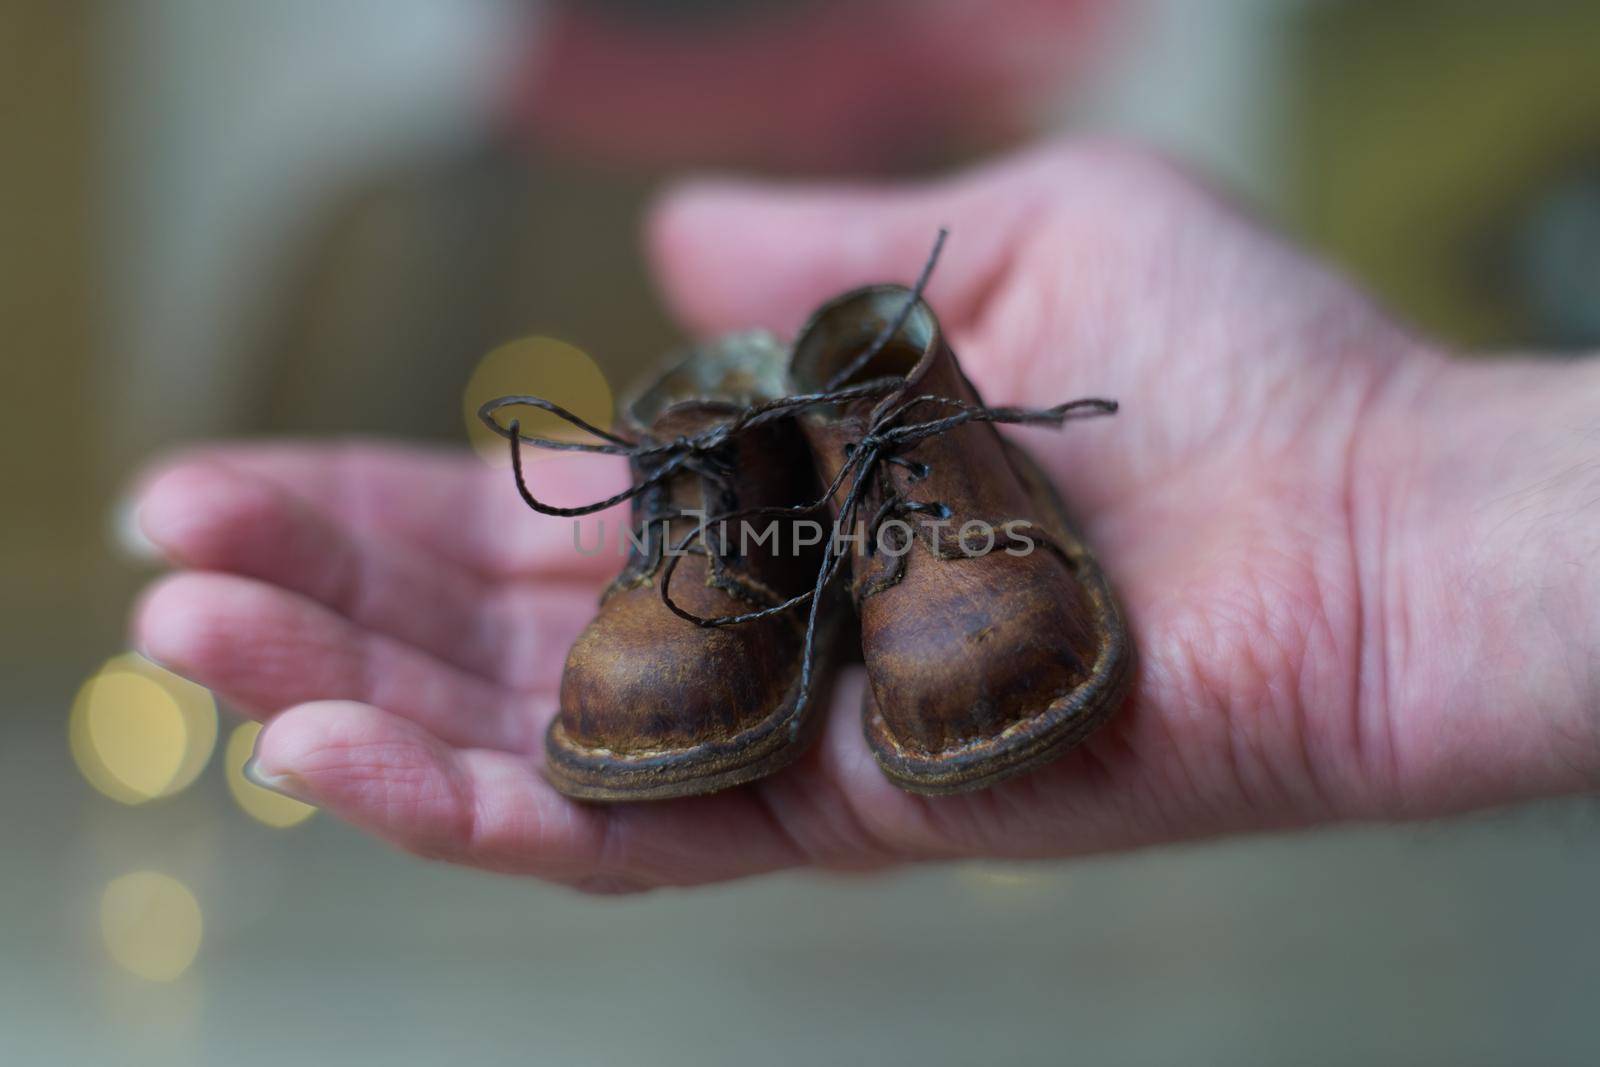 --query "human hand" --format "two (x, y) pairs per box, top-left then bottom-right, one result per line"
(130, 142), (1600, 891)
